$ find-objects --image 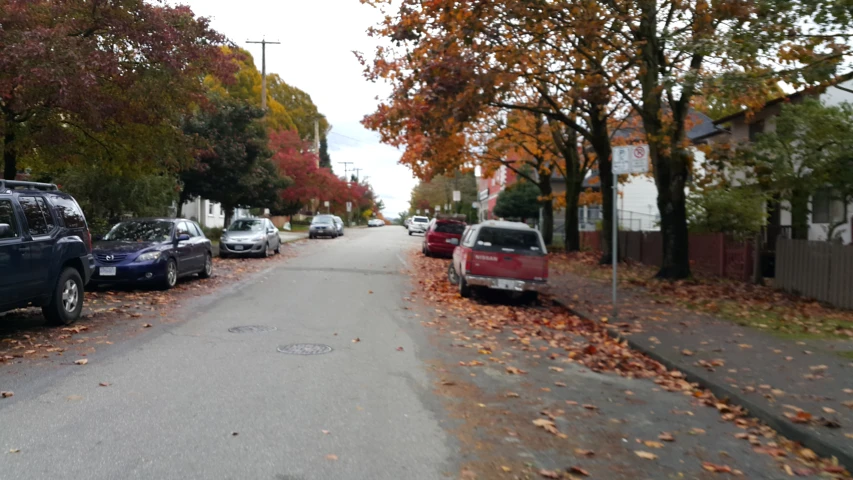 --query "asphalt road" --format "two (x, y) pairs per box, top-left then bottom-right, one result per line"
(0, 227), (452, 480)
(0, 227), (826, 479)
